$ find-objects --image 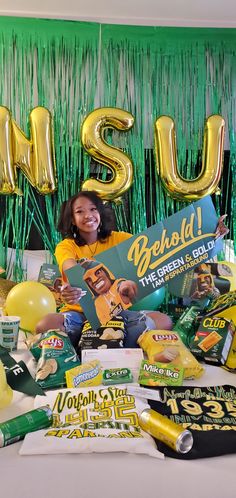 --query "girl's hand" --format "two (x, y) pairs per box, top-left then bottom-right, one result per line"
(119, 280), (138, 305)
(60, 283), (86, 304)
(215, 215), (229, 240)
